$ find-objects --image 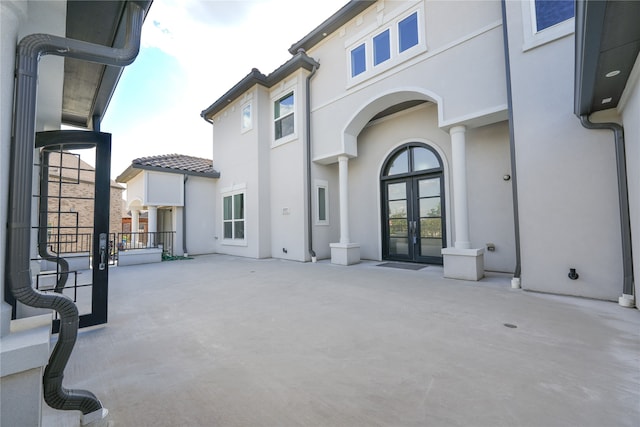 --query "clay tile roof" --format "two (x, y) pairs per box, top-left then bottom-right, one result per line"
(117, 153), (220, 183)
(132, 153), (216, 174)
